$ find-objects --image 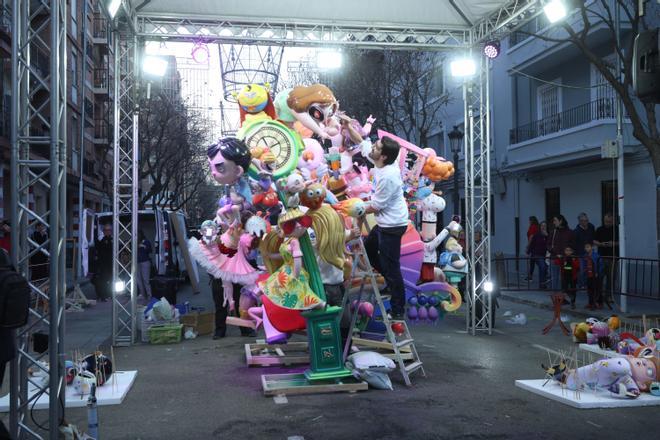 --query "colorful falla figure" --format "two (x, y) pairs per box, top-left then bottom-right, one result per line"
(260, 208), (325, 310)
(417, 190), (456, 283)
(207, 137), (253, 226)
